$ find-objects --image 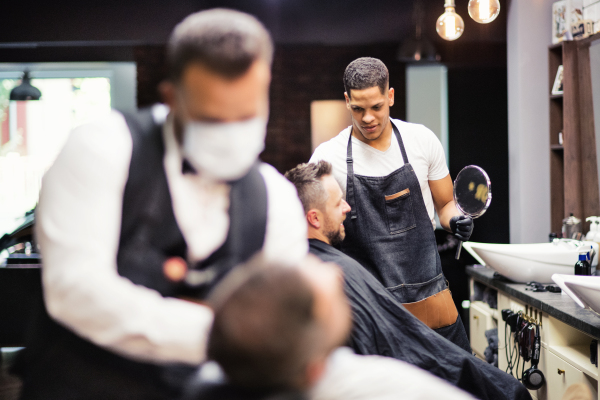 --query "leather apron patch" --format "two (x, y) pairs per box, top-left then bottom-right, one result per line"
(402, 288), (458, 329)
